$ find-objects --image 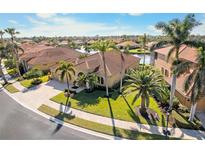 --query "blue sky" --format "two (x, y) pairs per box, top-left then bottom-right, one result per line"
(0, 13), (205, 37)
